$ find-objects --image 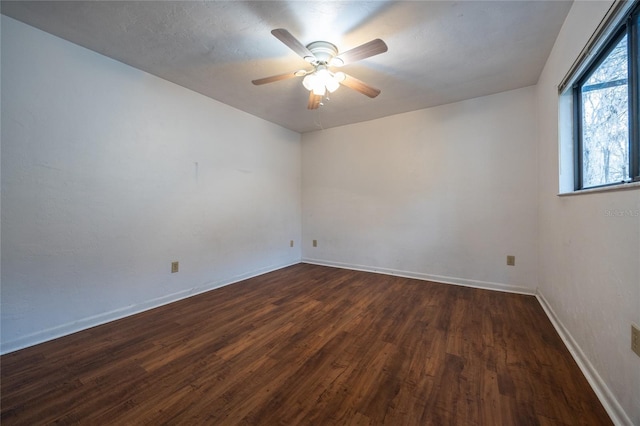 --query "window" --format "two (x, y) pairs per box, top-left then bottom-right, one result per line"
(573, 2), (639, 190)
